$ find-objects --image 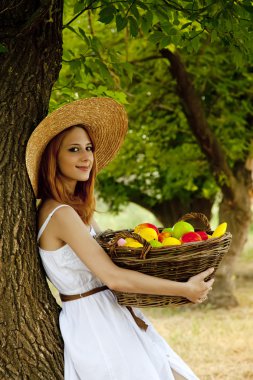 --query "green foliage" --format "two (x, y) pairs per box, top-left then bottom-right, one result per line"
(50, 0), (253, 214)
(0, 43), (8, 53)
